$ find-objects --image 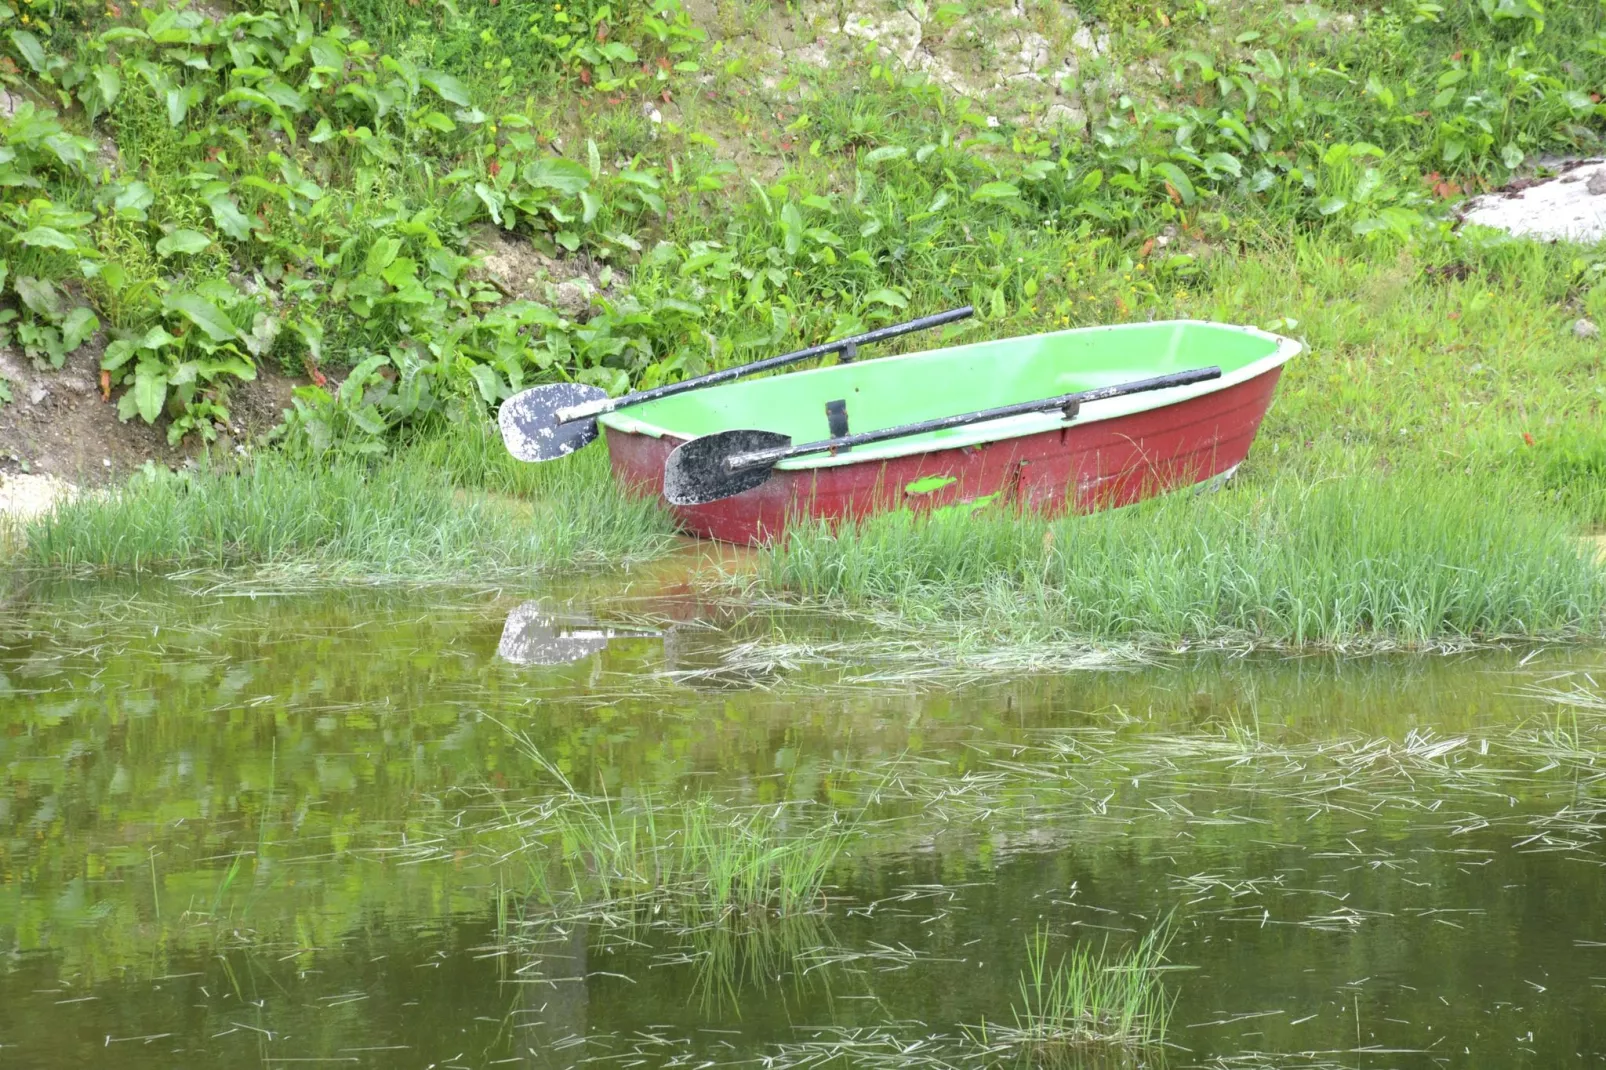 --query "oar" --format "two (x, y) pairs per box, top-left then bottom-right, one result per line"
(498, 306), (974, 463)
(662, 366), (1222, 506)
